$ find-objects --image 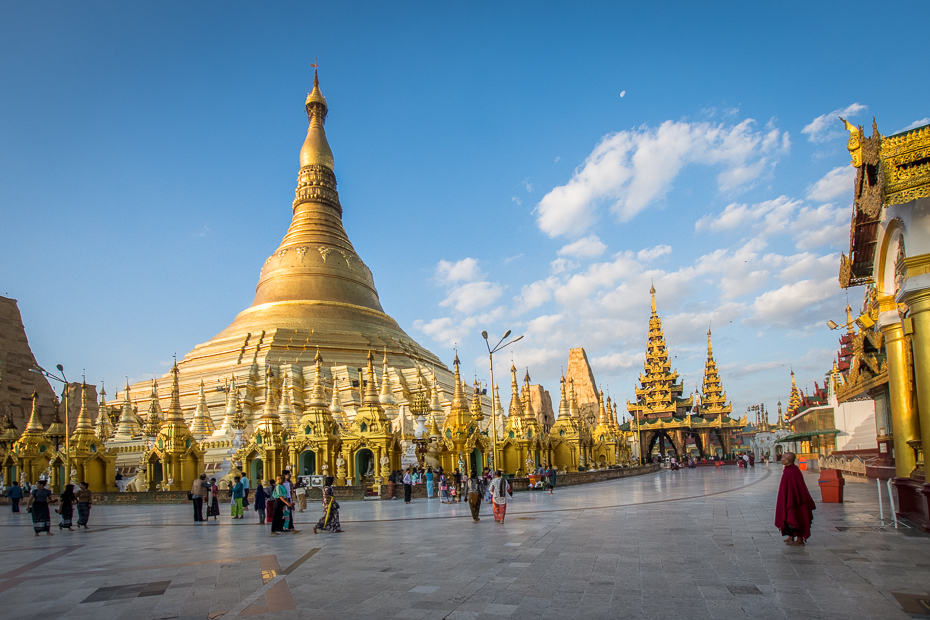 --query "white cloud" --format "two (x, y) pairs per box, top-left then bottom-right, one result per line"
(802, 103), (866, 143)
(695, 195), (802, 236)
(522, 178), (533, 193)
(748, 278), (839, 327)
(436, 258), (482, 284)
(558, 235), (607, 259)
(535, 118), (788, 237)
(549, 258), (578, 274)
(592, 352), (641, 369)
(896, 118), (930, 134)
(439, 281), (504, 314)
(637, 245), (672, 261)
(518, 277), (559, 310)
(512, 196), (522, 206)
(806, 166), (854, 202)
